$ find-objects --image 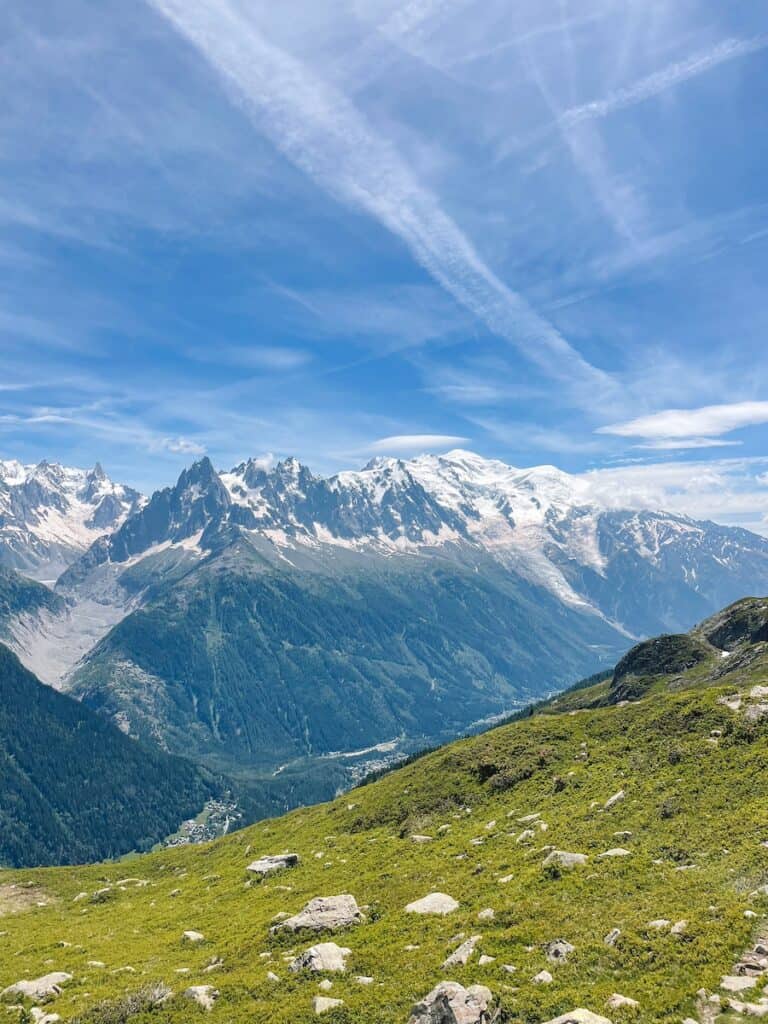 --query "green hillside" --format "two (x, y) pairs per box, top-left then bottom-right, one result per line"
(1, 599), (767, 1023)
(0, 644), (218, 867)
